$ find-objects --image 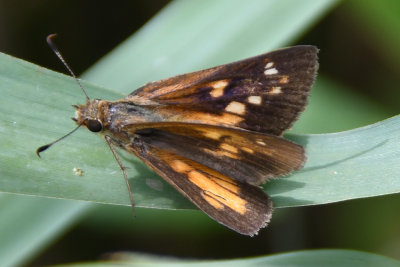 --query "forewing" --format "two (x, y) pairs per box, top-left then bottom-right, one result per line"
(125, 123), (305, 186)
(129, 46), (318, 135)
(127, 139), (273, 236)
